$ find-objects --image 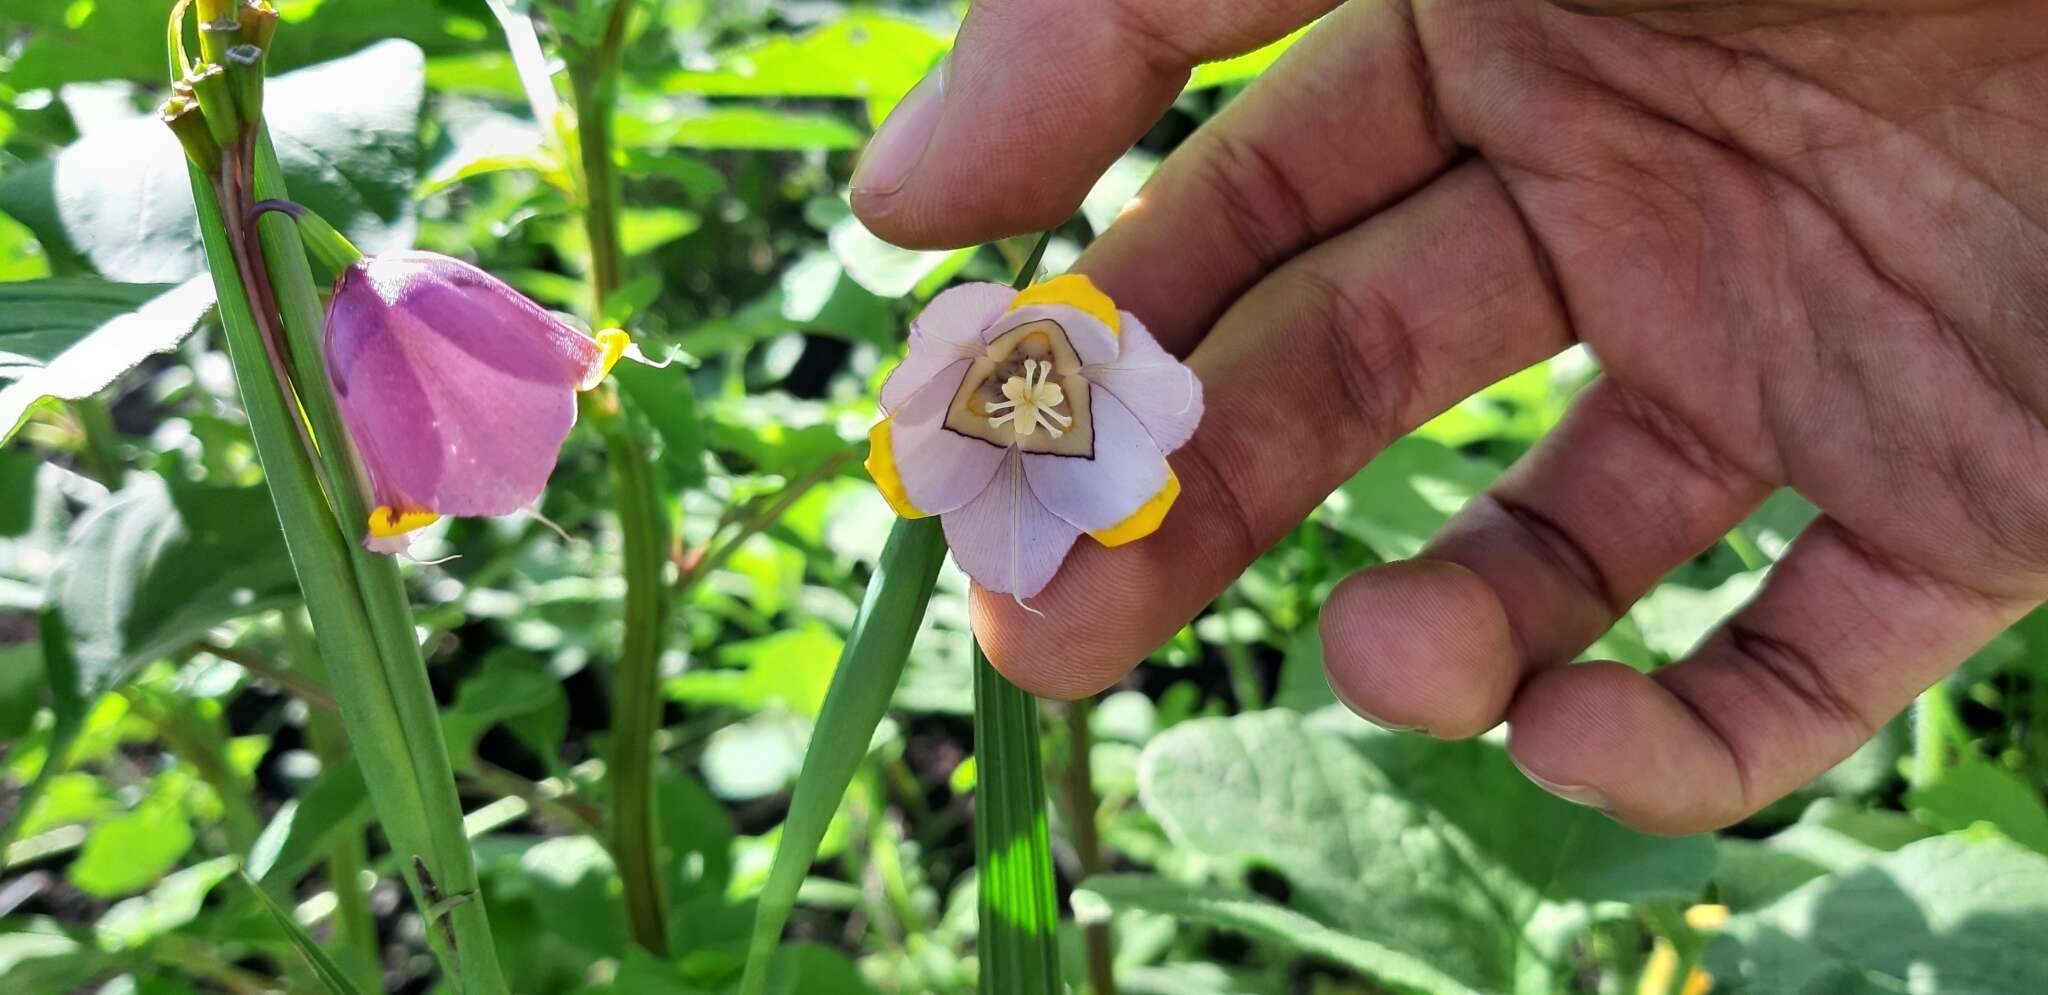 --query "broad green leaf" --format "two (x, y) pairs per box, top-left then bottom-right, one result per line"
(1707, 835), (2048, 995)
(701, 711), (813, 802)
(518, 835), (631, 957)
(1075, 874), (1479, 995)
(0, 41), (425, 283)
(440, 649), (568, 771)
(613, 359), (708, 490)
(0, 642), (43, 740)
(0, 0), (480, 89)
(1138, 713), (1713, 991)
(668, 623), (844, 718)
(0, 925), (114, 993)
(0, 278), (214, 443)
(42, 473), (296, 720)
(67, 797), (193, 898)
(1321, 437), (1500, 560)
(662, 13), (948, 127)
(1908, 759), (2048, 854)
(828, 214), (974, 299)
(1187, 25), (1314, 90)
(1080, 152), (1161, 236)
(93, 856), (238, 950)
(655, 109), (865, 151)
(1627, 570), (1765, 663)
